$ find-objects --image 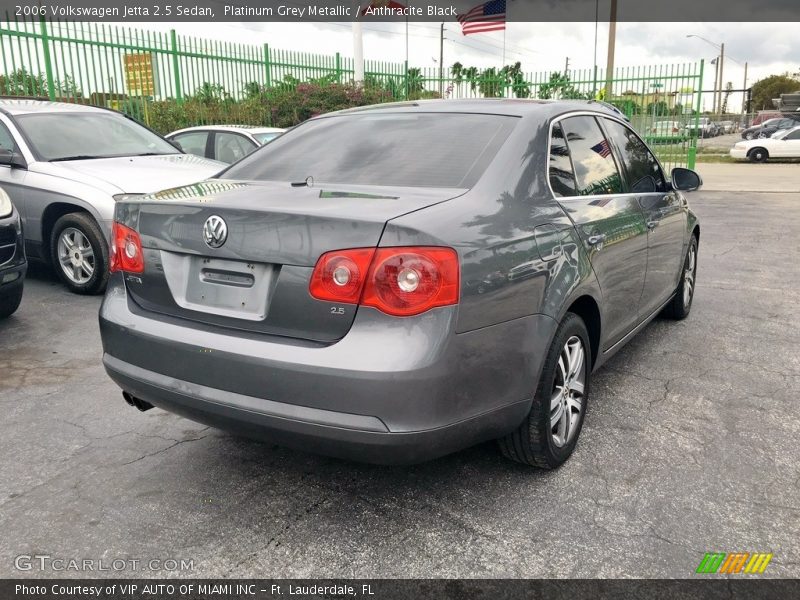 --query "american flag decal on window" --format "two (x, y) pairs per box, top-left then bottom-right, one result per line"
(591, 140), (612, 158)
